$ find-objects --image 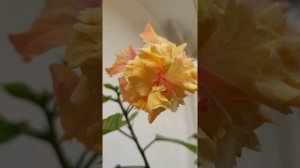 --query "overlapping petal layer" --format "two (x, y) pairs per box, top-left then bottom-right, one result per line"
(107, 24), (197, 123)
(54, 6), (101, 152)
(50, 64), (101, 153)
